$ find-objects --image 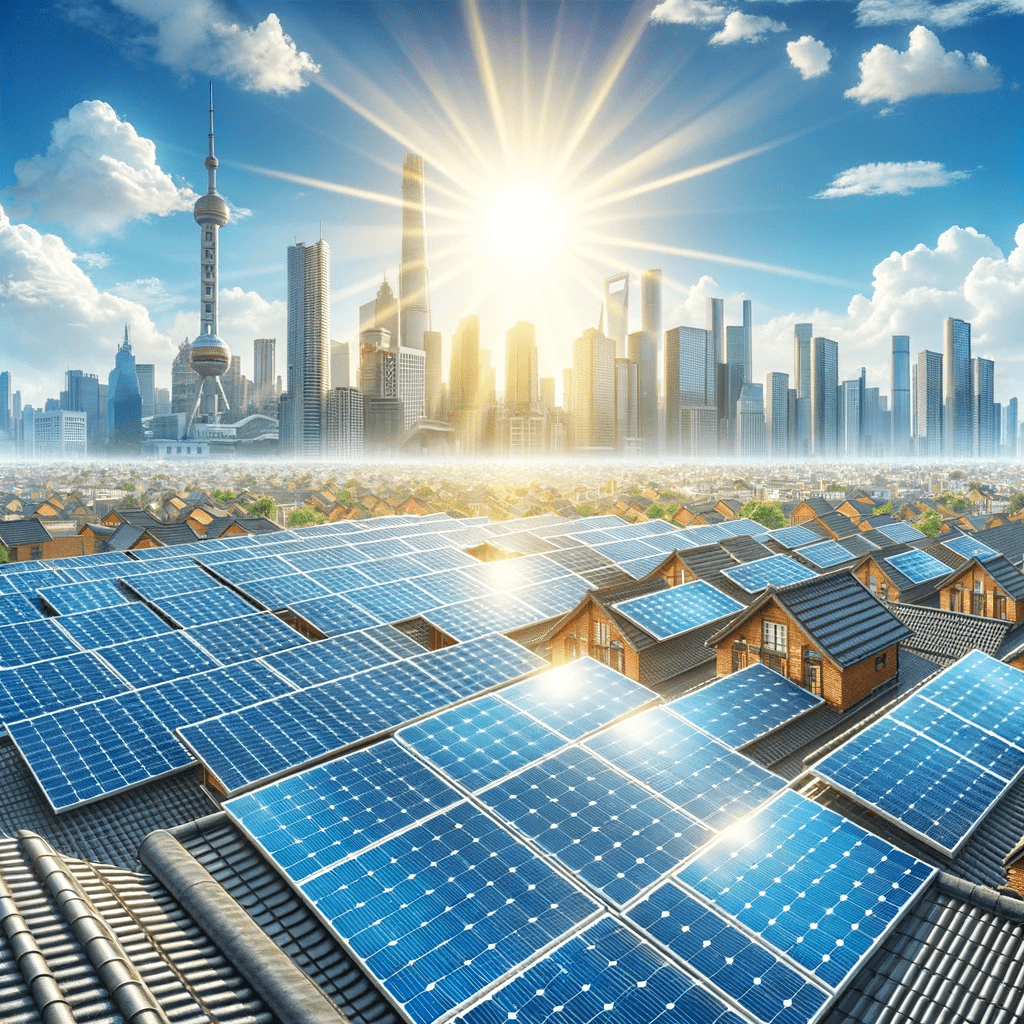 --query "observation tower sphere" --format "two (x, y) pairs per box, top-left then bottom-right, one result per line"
(190, 328), (231, 378)
(193, 189), (229, 228)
